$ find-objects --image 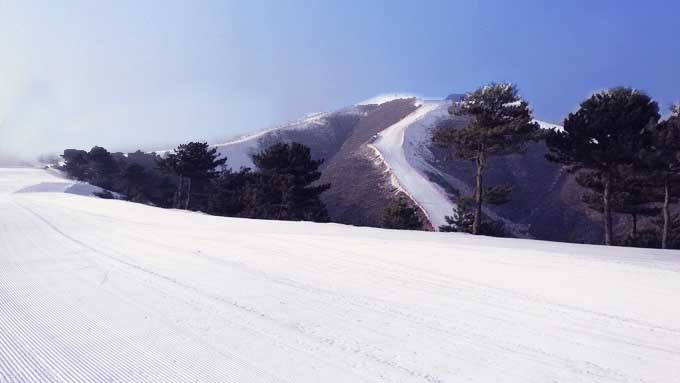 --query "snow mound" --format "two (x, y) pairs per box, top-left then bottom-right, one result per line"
(5, 167), (111, 197)
(15, 181), (103, 196)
